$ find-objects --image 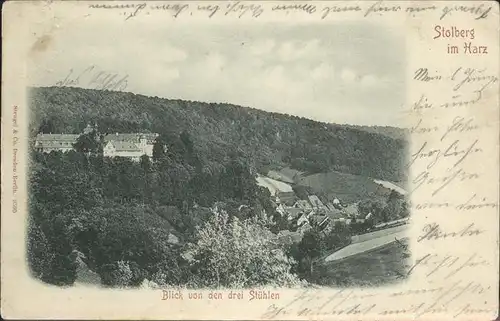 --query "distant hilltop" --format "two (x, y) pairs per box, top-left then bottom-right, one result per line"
(29, 86), (408, 182)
